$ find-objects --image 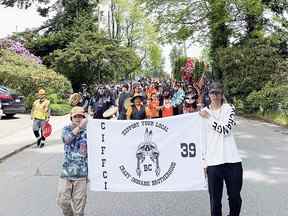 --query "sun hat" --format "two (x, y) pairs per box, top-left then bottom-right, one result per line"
(70, 106), (85, 118)
(131, 94), (144, 103)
